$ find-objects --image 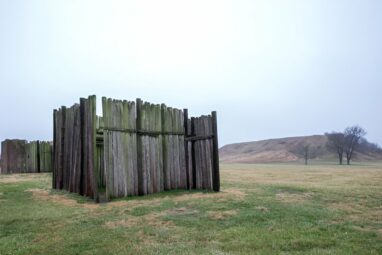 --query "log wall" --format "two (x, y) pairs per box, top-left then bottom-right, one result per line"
(0, 140), (53, 174)
(52, 95), (220, 201)
(53, 96), (97, 198)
